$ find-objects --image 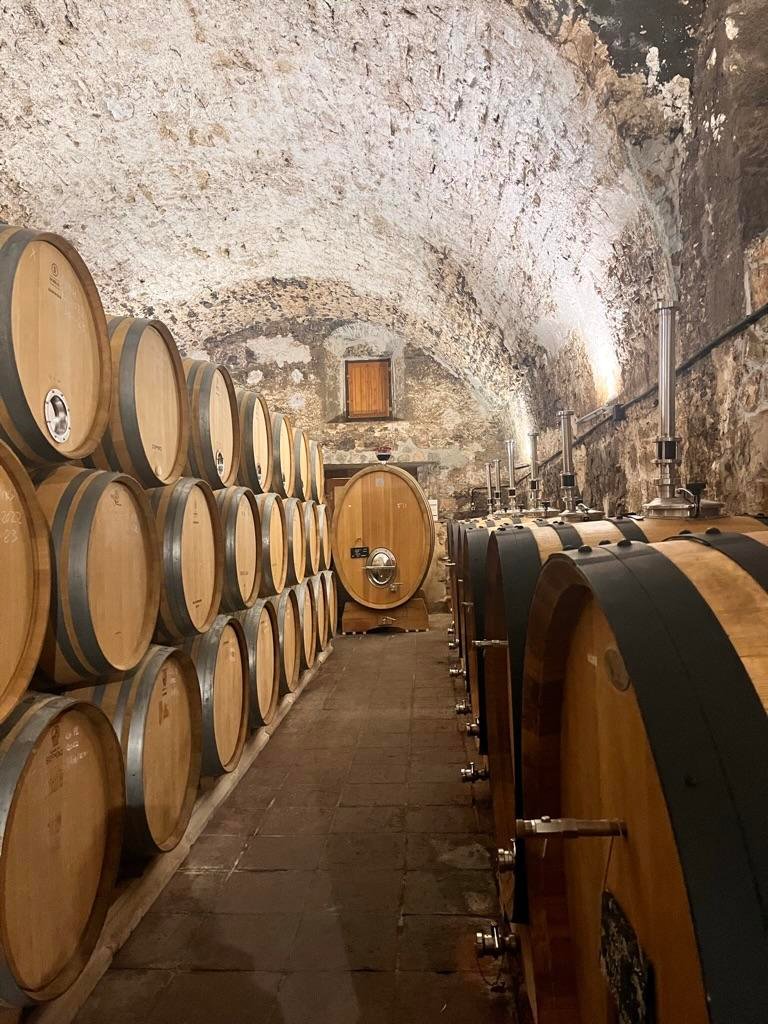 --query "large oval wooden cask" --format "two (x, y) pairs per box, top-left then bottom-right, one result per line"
(0, 693), (123, 1006)
(292, 427), (311, 500)
(236, 599), (280, 728)
(321, 570), (338, 638)
(33, 466), (160, 684)
(269, 588), (301, 695)
(0, 442), (50, 720)
(293, 580), (317, 670)
(69, 646), (202, 856)
(284, 496), (306, 586)
(480, 513), (768, 927)
(0, 226), (111, 465)
(215, 486), (261, 612)
(183, 616), (249, 776)
(256, 492), (288, 595)
(309, 439), (325, 502)
(332, 465), (434, 609)
(236, 389), (273, 493)
(302, 500), (321, 576)
(317, 503), (332, 570)
(309, 575), (330, 652)
(270, 412), (295, 498)
(149, 478), (224, 643)
(183, 359), (240, 489)
(518, 531), (768, 1024)
(85, 317), (189, 487)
